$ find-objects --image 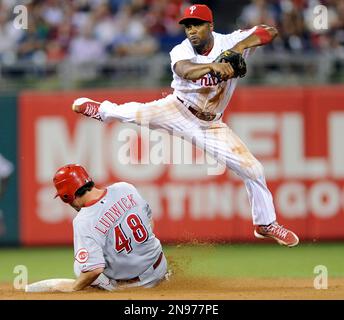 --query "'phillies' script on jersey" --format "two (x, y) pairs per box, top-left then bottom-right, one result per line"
(192, 74), (223, 86)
